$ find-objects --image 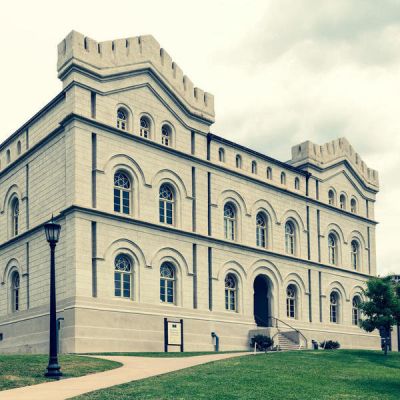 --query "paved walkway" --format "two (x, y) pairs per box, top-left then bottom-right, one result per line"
(0, 352), (249, 400)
